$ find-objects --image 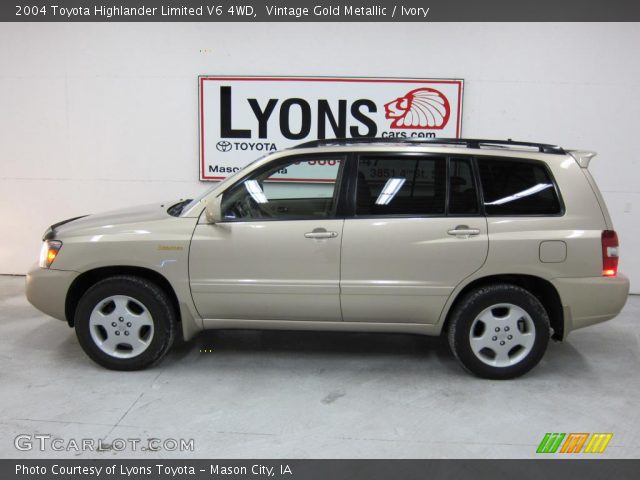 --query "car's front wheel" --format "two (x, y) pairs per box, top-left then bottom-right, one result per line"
(74, 275), (176, 370)
(447, 284), (550, 379)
